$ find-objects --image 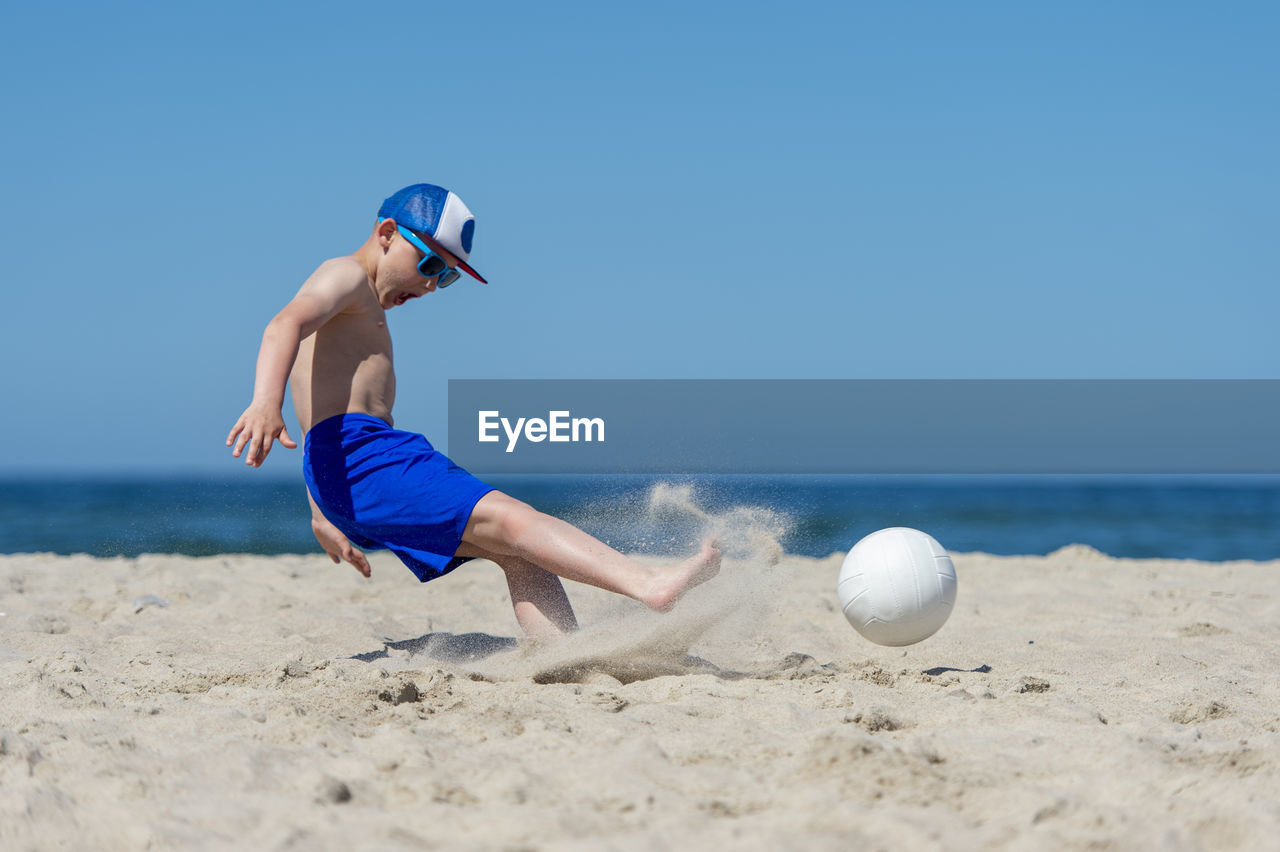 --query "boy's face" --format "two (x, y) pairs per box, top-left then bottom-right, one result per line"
(376, 220), (461, 309)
